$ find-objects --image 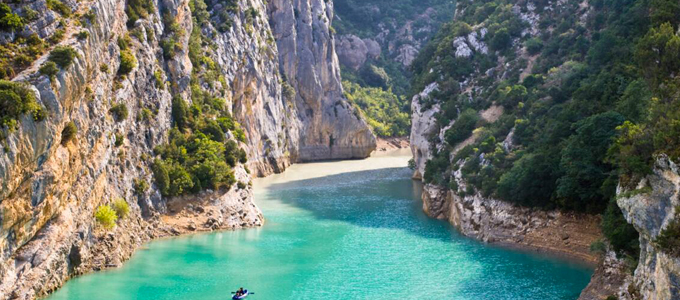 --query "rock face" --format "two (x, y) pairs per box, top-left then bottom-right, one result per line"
(336, 35), (382, 70)
(364, 38), (381, 60)
(268, 0), (376, 161)
(0, 0), (375, 298)
(337, 34), (369, 70)
(578, 248), (634, 300)
(617, 155), (680, 300)
(409, 82), (439, 179)
(419, 178), (601, 264)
